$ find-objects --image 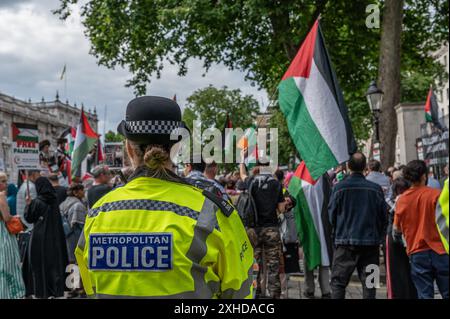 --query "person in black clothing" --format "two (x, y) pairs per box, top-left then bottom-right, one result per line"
(385, 177), (417, 299)
(86, 165), (112, 209)
(239, 152), (287, 299)
(48, 174), (67, 206)
(23, 177), (68, 298)
(328, 152), (388, 299)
